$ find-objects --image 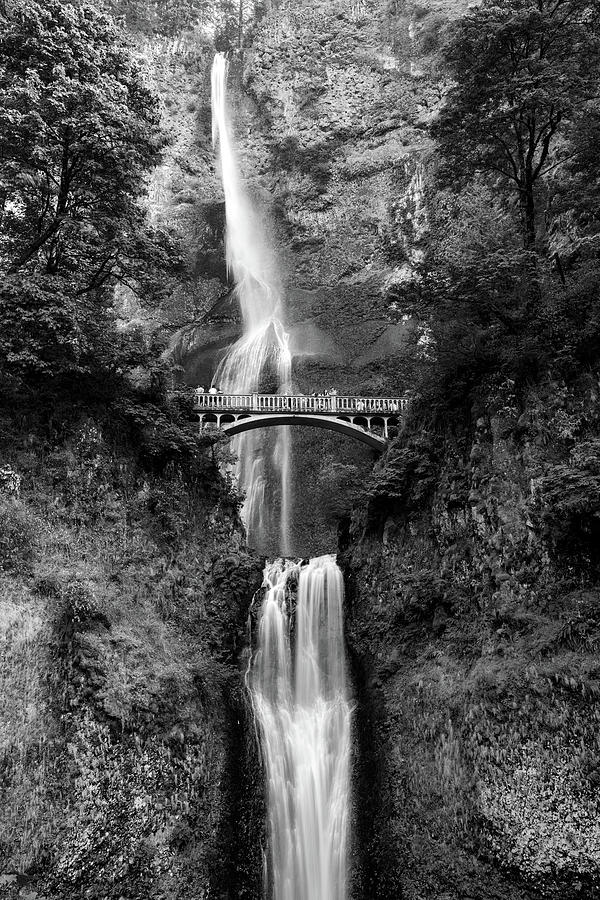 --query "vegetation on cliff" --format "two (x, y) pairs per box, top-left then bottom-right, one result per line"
(393, 0), (600, 416)
(344, 3), (600, 898)
(0, 403), (264, 899)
